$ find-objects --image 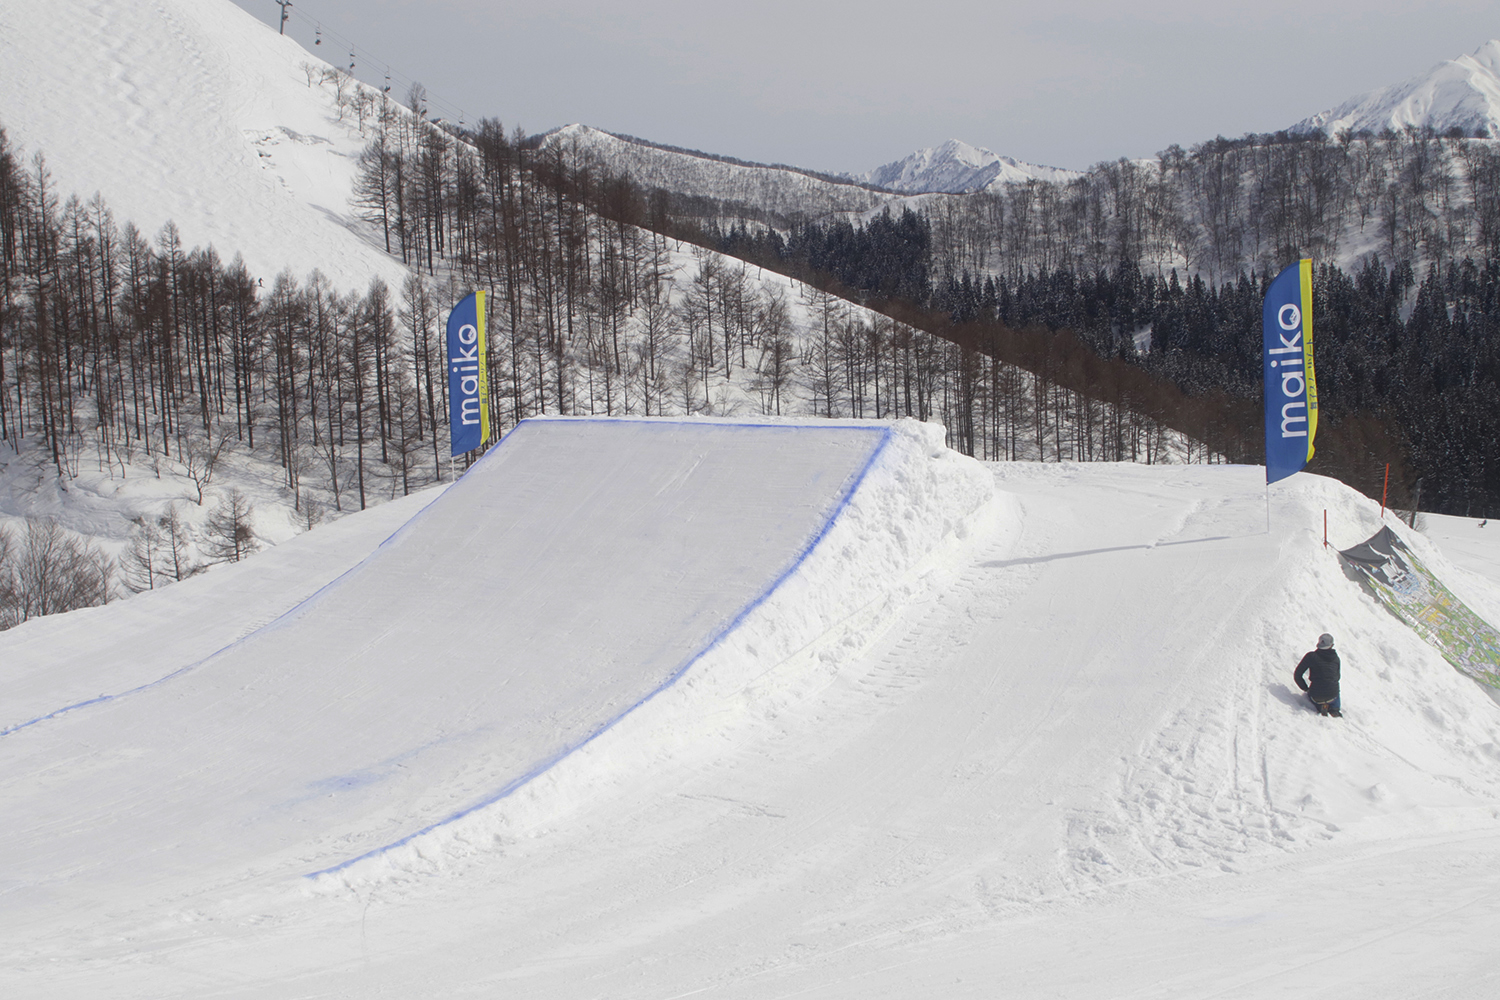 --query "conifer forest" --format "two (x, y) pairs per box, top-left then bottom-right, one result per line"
(703, 128), (1500, 517)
